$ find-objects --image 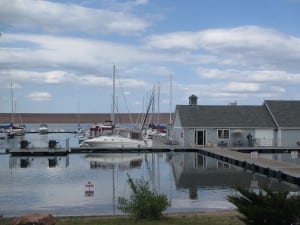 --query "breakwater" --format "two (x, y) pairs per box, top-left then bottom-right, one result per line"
(0, 113), (173, 124)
